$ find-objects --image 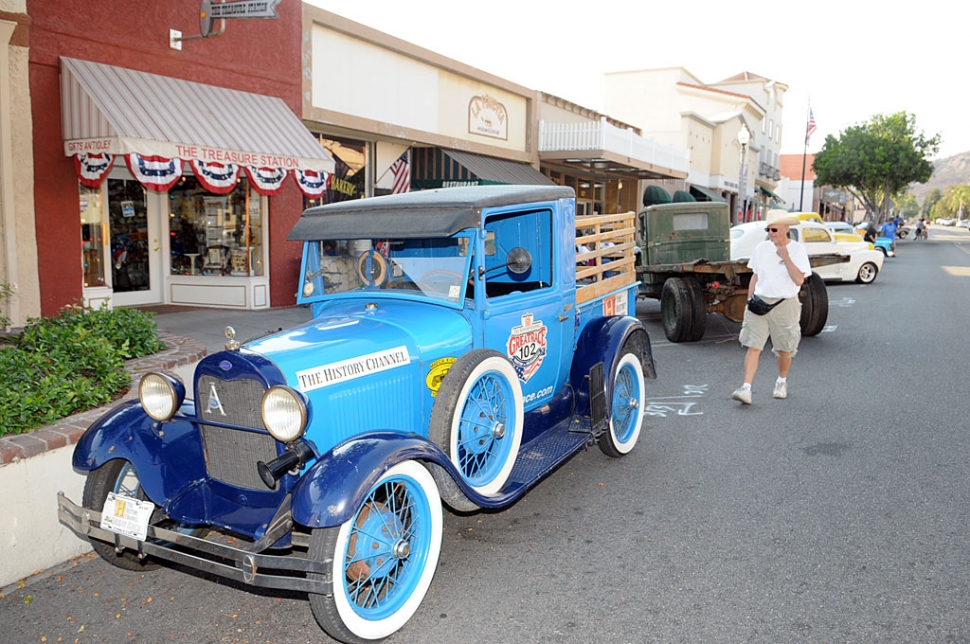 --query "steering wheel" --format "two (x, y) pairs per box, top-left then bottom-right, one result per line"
(417, 269), (464, 295)
(356, 250), (388, 287)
